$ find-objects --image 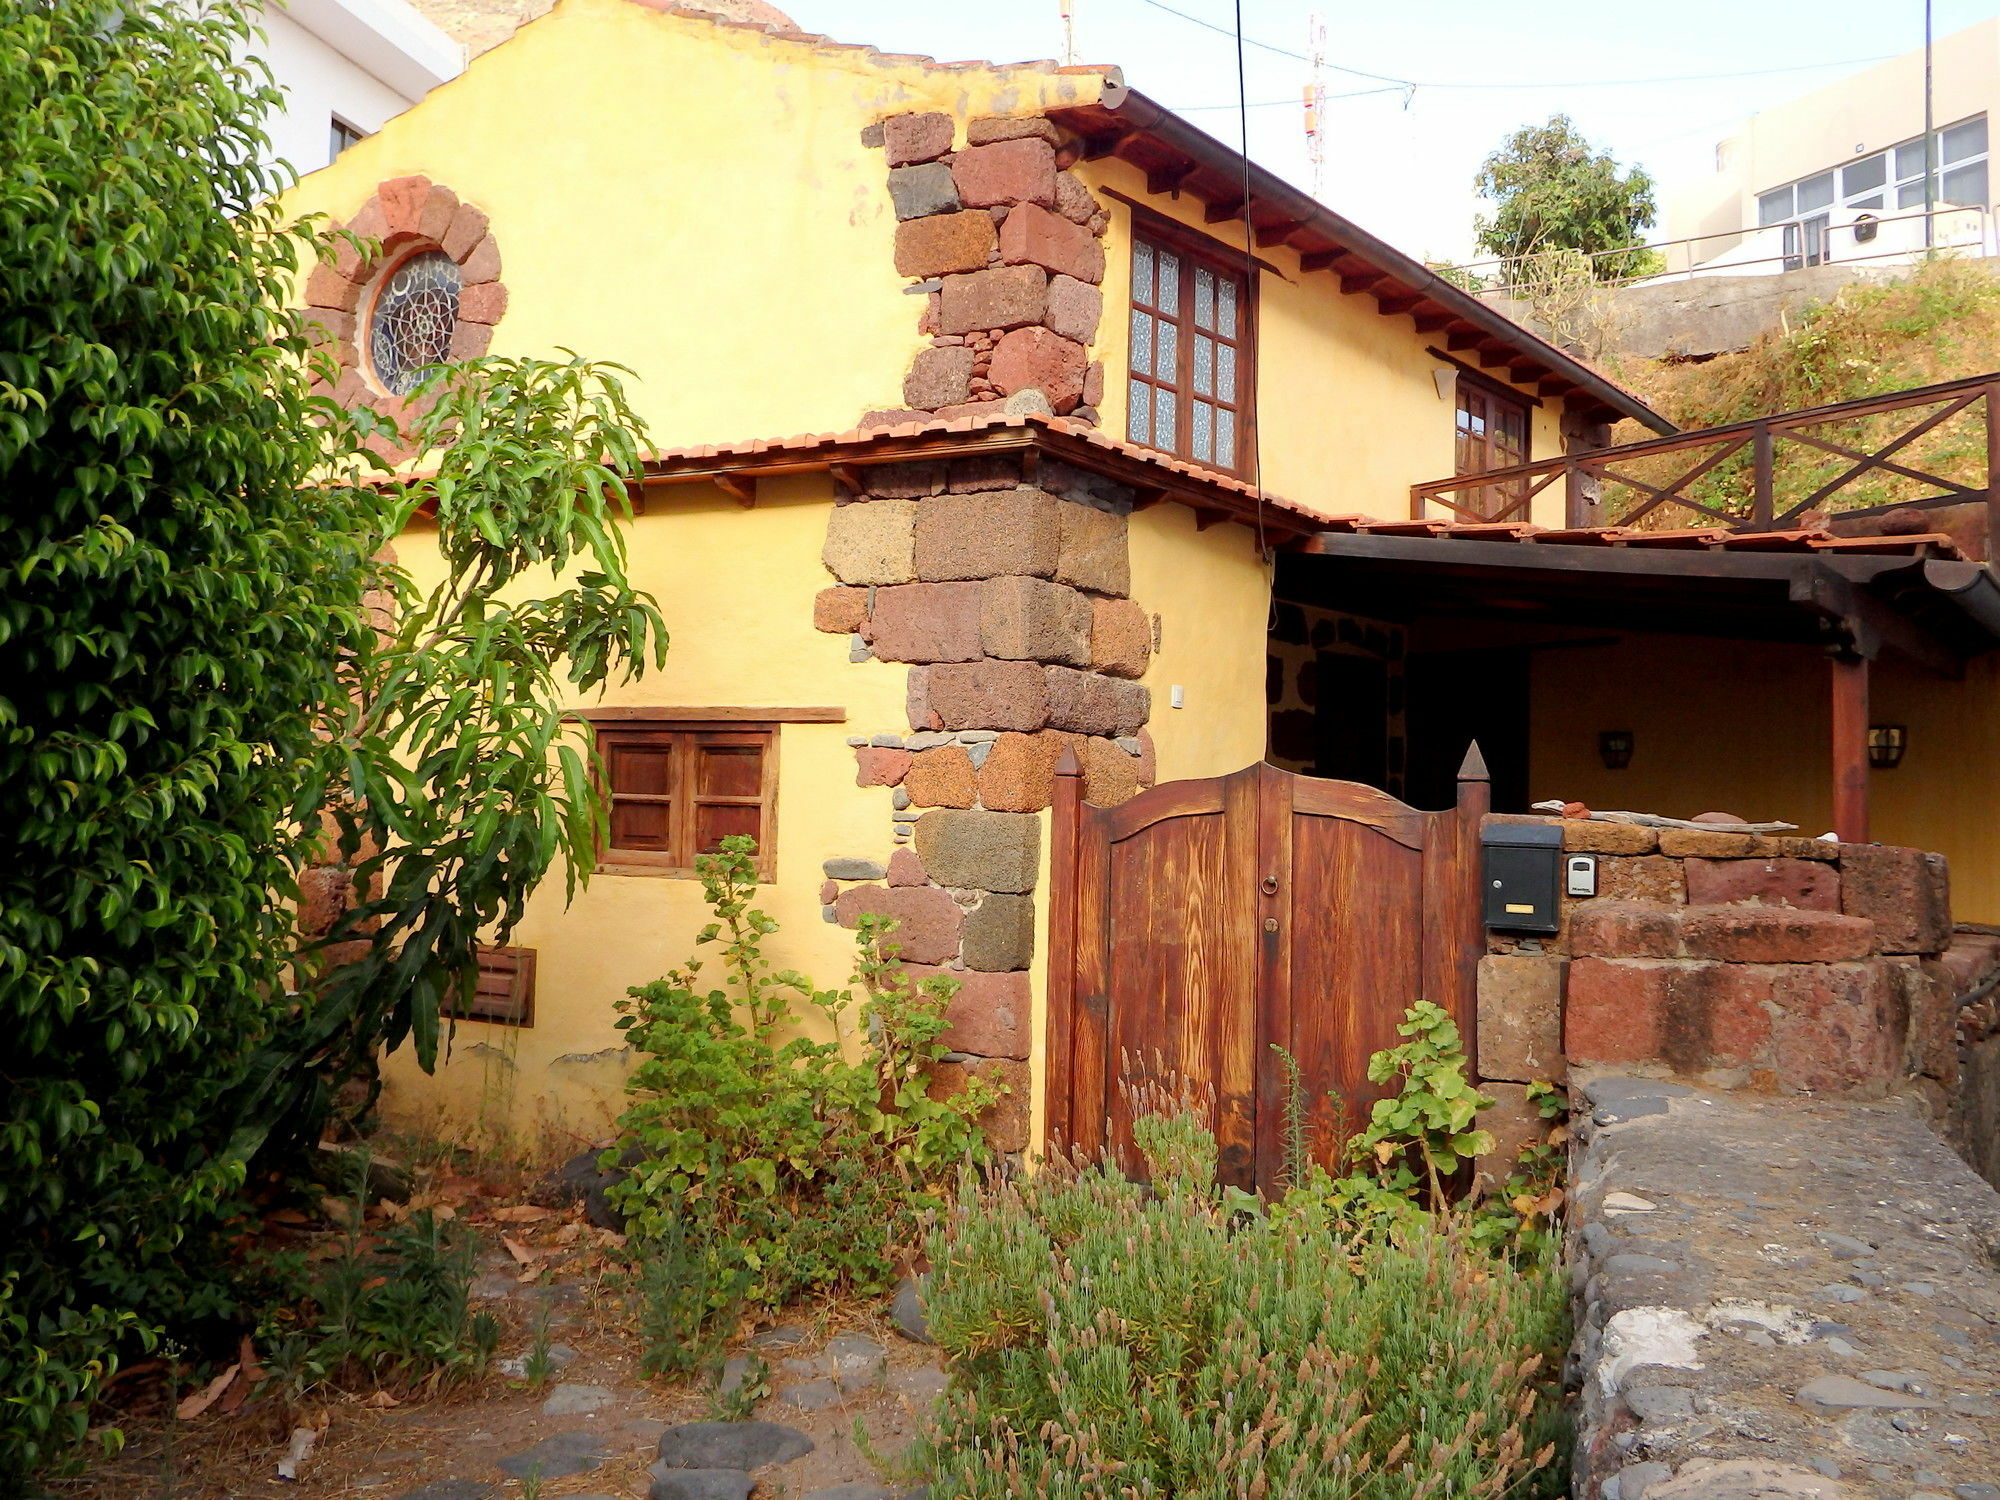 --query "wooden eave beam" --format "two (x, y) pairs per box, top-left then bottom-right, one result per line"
(1297, 249), (1342, 272)
(712, 473), (757, 508)
(1445, 328), (1483, 353)
(1412, 309), (1452, 333)
(1375, 289), (1423, 316)
(1204, 197), (1248, 225)
(1339, 269), (1386, 296)
(1078, 130), (1125, 161)
(1537, 378), (1571, 400)
(1254, 220), (1312, 248)
(1146, 159), (1200, 196)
